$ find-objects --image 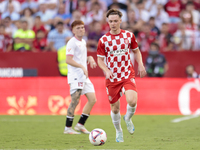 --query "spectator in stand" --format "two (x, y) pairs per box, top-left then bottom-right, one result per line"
(158, 23), (174, 51)
(150, 3), (170, 30)
(173, 10), (197, 51)
(185, 1), (200, 25)
(164, 0), (182, 23)
(181, 10), (197, 31)
(47, 21), (73, 51)
(85, 2), (104, 25)
(34, 2), (54, 30)
(145, 0), (168, 15)
(3, 16), (18, 36)
(54, 4), (71, 26)
(77, 0), (87, 16)
(70, 10), (86, 25)
(50, 16), (64, 31)
(32, 16), (47, 37)
(21, 8), (35, 29)
(145, 42), (168, 77)
(185, 64), (200, 78)
(38, 0), (58, 17)
(181, 0), (200, 10)
(133, 0), (150, 23)
(86, 0), (107, 12)
(65, 0), (78, 15)
(149, 17), (160, 36)
(127, 9), (143, 37)
(137, 23), (157, 52)
(33, 30), (48, 52)
(21, 0), (39, 13)
(0, 0), (21, 13)
(174, 8), (200, 51)
(173, 23), (192, 50)
(87, 21), (104, 51)
(13, 20), (35, 51)
(0, 24), (13, 52)
(1, 3), (20, 21)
